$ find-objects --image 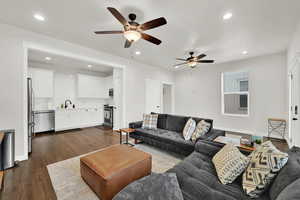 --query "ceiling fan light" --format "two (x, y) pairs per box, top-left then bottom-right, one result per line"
(188, 61), (197, 68)
(124, 30), (141, 42)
